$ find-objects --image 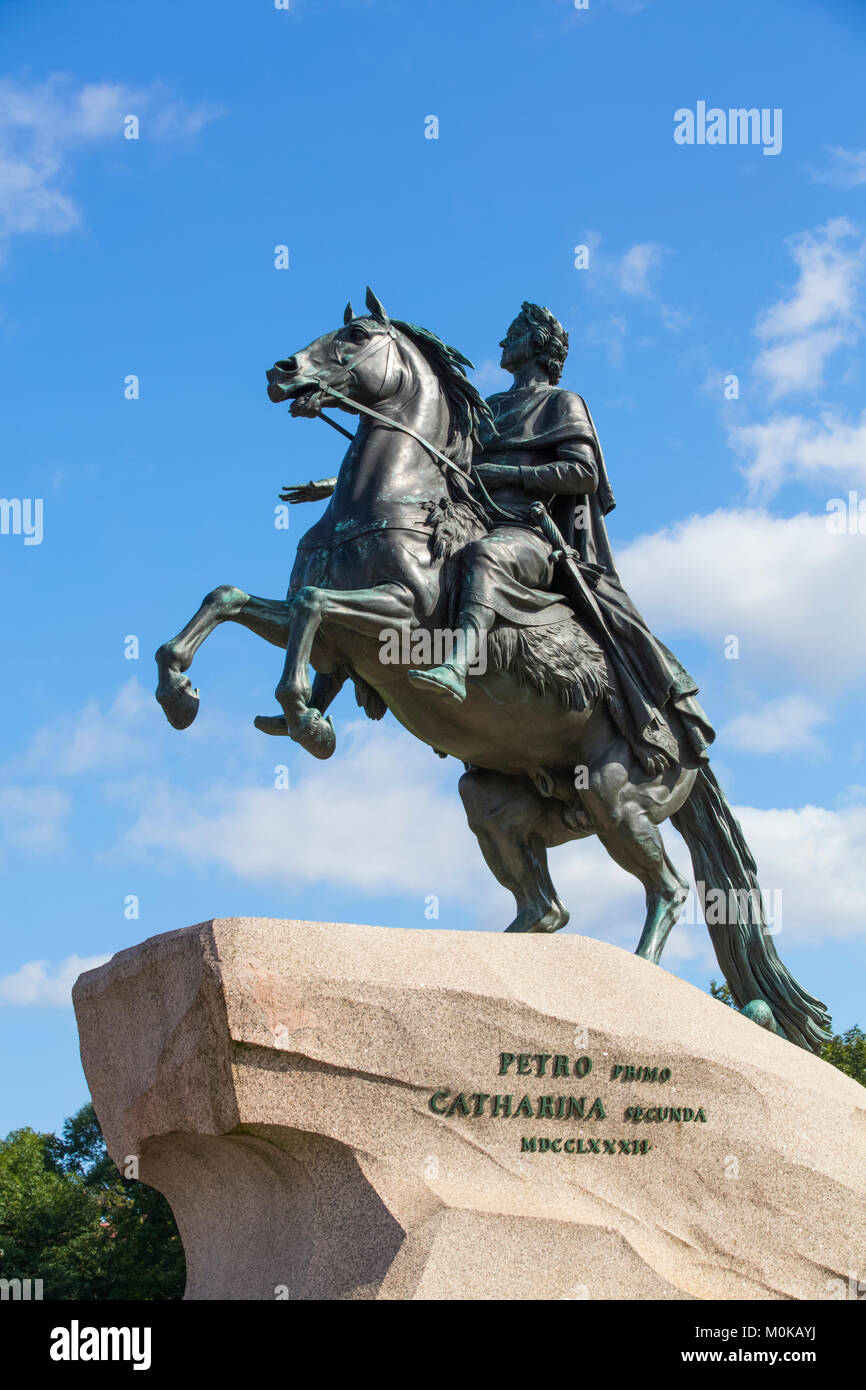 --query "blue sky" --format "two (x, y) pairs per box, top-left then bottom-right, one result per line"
(1, 0), (865, 1134)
